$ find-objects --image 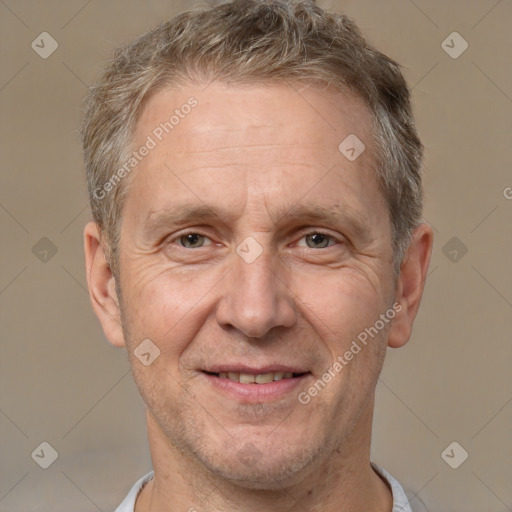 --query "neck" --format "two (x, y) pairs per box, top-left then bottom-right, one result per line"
(135, 400), (392, 512)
